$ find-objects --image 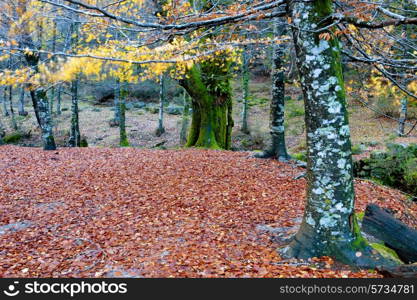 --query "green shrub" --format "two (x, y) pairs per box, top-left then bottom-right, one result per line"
(355, 143), (417, 195)
(292, 152), (307, 162)
(351, 144), (365, 155)
(404, 158), (417, 194)
(4, 132), (23, 144)
(80, 137), (89, 147)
